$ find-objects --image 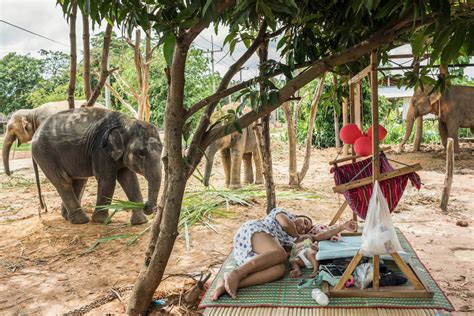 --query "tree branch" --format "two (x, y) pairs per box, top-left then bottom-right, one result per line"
(185, 26), (290, 119)
(96, 71), (138, 117)
(185, 20), (268, 176)
(67, 1), (78, 109)
(85, 23), (115, 107)
(202, 13), (433, 147)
